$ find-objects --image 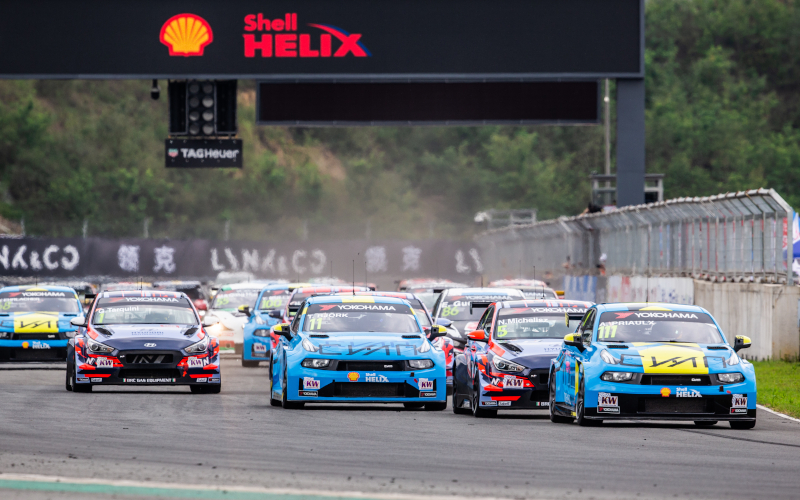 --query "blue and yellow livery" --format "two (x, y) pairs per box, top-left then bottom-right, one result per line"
(0, 285), (83, 361)
(270, 295), (448, 409)
(549, 303), (757, 429)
